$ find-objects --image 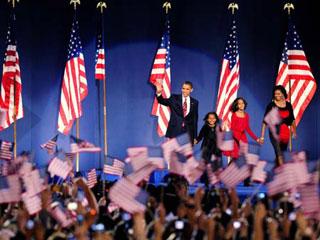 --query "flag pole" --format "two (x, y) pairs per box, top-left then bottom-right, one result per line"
(9, 0), (18, 158)
(70, 0), (81, 171)
(97, 0), (107, 197)
(76, 119), (80, 171)
(226, 2), (239, 164)
(284, 2), (294, 152)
